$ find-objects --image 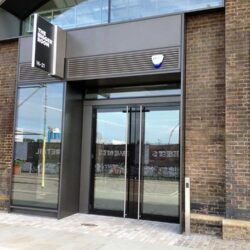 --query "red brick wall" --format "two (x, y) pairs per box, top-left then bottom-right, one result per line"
(185, 11), (225, 216)
(225, 0), (250, 220)
(0, 40), (18, 211)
